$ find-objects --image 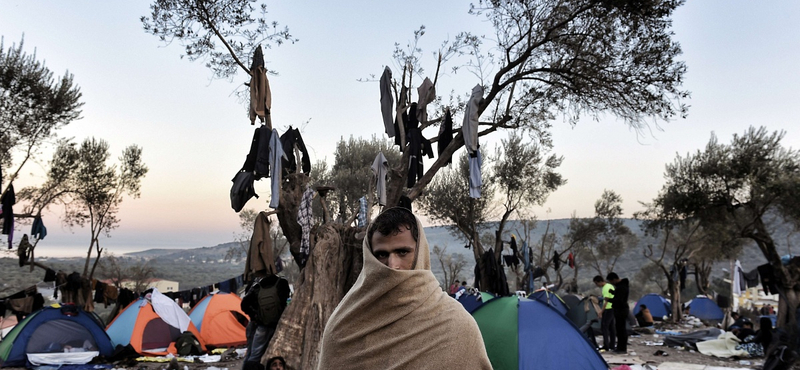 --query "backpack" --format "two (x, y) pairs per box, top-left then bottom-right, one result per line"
(256, 279), (283, 326)
(175, 331), (203, 356)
